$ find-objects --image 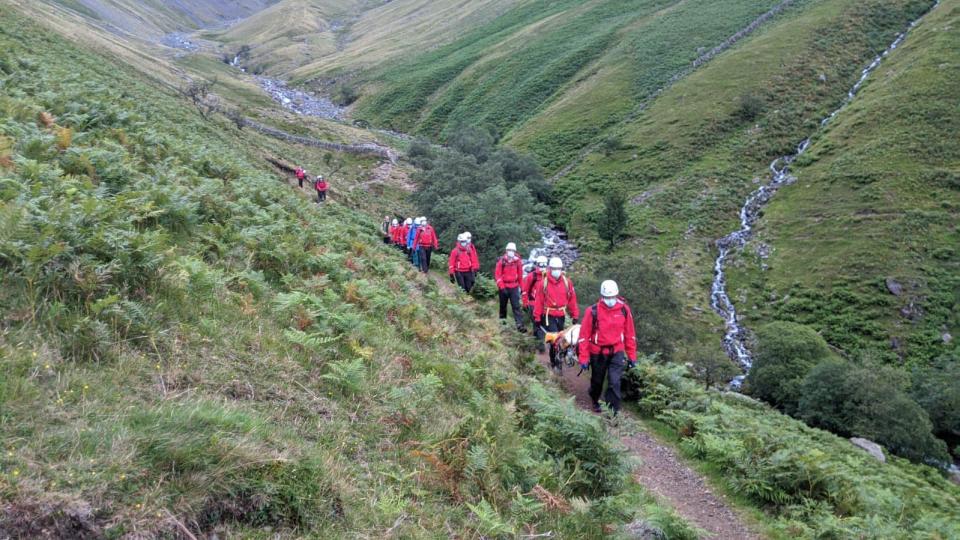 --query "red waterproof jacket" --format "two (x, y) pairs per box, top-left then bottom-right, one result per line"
(388, 224), (397, 241)
(494, 255), (523, 289)
(577, 298), (637, 362)
(521, 270), (544, 308)
(534, 274), (579, 320)
(295, 167), (305, 180)
(315, 179), (329, 191)
(397, 224), (409, 245)
(414, 225), (439, 249)
(448, 245), (475, 274)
